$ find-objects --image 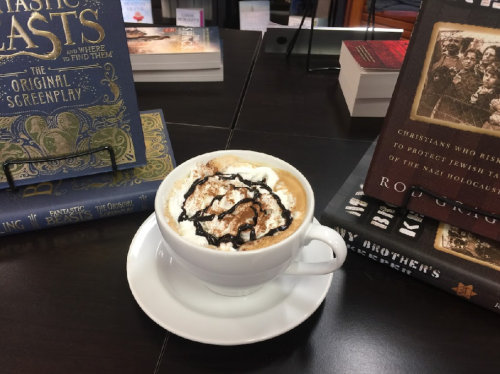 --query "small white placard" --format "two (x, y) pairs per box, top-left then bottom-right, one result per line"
(121, 0), (153, 24)
(239, 1), (270, 33)
(176, 8), (205, 27)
